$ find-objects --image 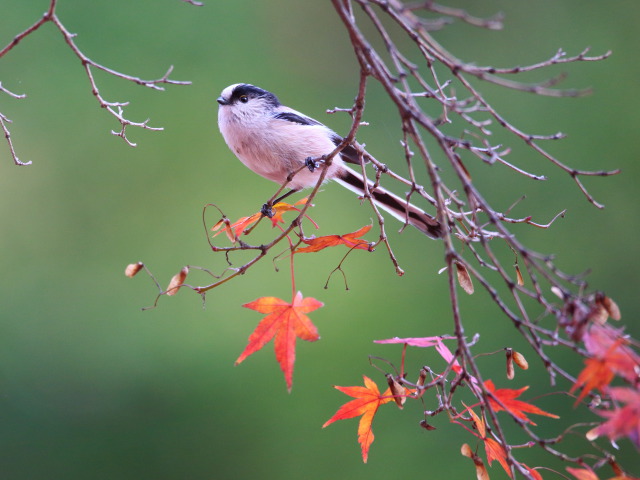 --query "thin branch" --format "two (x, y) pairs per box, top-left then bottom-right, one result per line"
(1, 0), (192, 163)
